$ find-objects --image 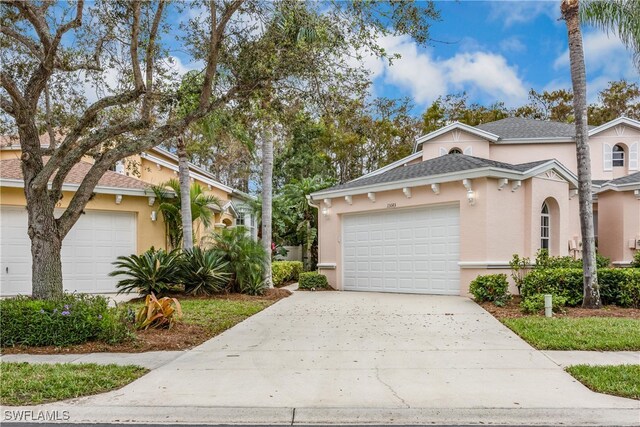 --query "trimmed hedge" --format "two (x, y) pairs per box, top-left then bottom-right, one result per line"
(272, 261), (303, 287)
(469, 274), (510, 304)
(521, 268), (640, 308)
(0, 294), (131, 347)
(298, 272), (329, 289)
